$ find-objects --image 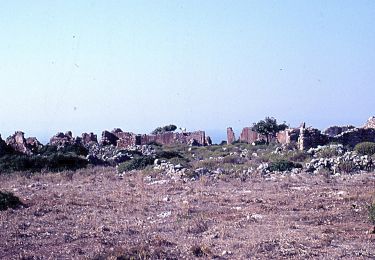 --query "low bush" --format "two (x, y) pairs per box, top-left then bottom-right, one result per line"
(338, 161), (357, 173)
(0, 191), (23, 211)
(287, 151), (310, 162)
(222, 155), (245, 164)
(354, 142), (375, 156)
(369, 202), (375, 224)
(268, 159), (302, 172)
(318, 146), (341, 158)
(117, 156), (154, 172)
(38, 144), (88, 156)
(0, 154), (88, 173)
